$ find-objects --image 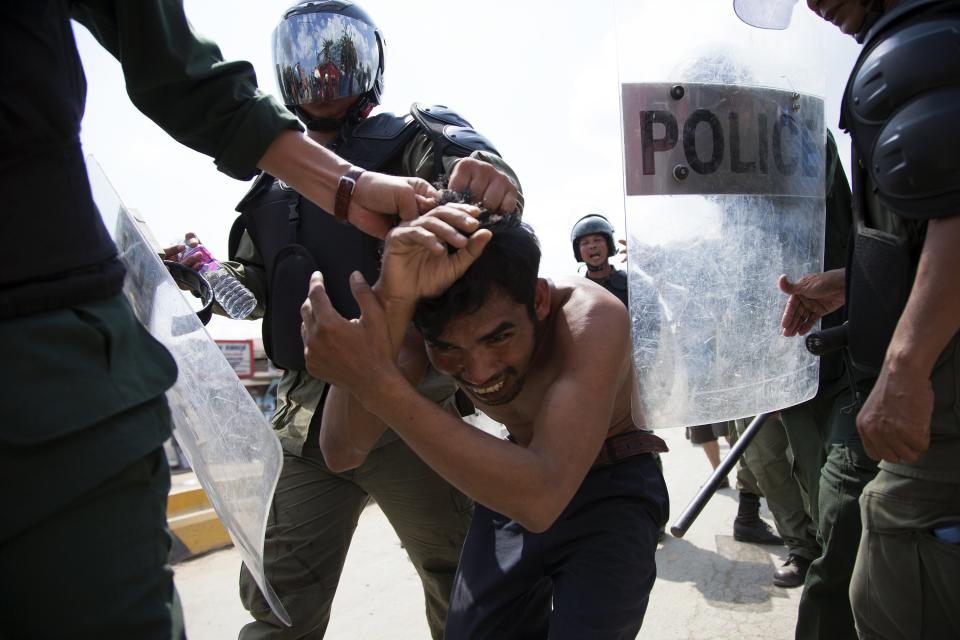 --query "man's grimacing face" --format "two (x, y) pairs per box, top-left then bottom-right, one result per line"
(424, 283), (549, 407)
(578, 234), (610, 270)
